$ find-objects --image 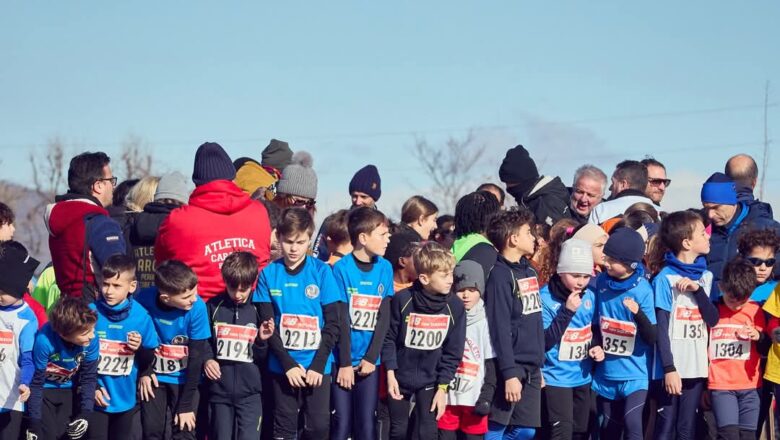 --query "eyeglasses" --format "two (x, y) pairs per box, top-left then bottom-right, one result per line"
(288, 196), (316, 209)
(746, 257), (776, 267)
(95, 177), (118, 186)
(648, 178), (671, 187)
